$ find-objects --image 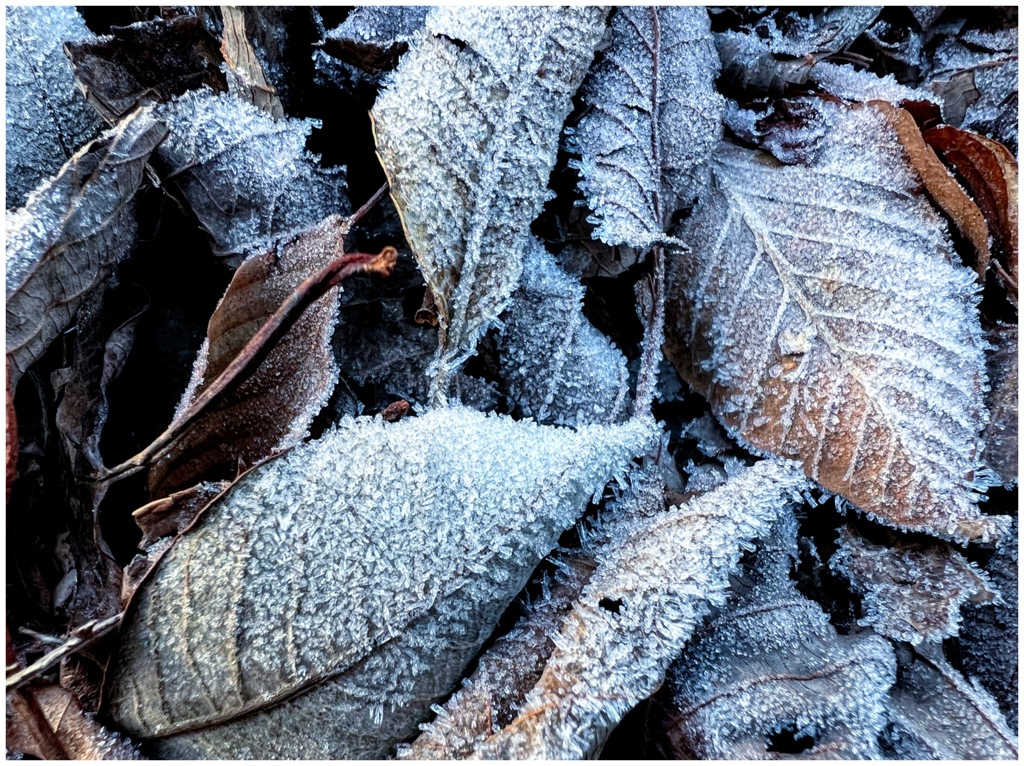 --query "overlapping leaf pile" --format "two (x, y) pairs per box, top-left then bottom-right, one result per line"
(5, 6), (1018, 761)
